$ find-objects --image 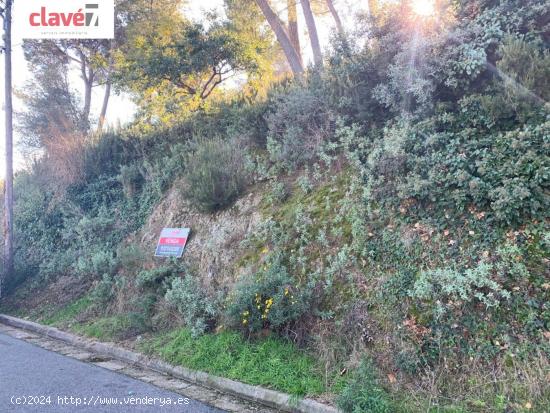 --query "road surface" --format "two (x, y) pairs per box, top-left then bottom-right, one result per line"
(0, 331), (225, 413)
